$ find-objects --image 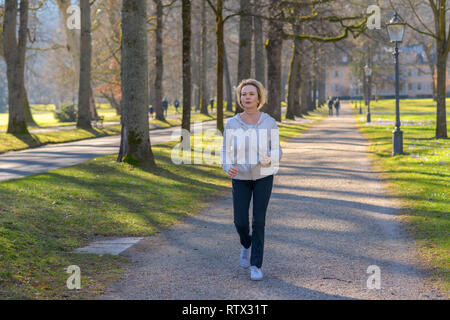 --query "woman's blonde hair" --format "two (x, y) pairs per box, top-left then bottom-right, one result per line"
(236, 79), (266, 110)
